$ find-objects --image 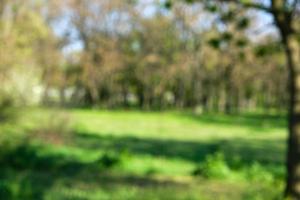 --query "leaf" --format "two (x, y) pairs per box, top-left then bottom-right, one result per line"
(236, 17), (250, 30)
(236, 38), (248, 47)
(204, 2), (218, 13)
(254, 42), (282, 57)
(164, 0), (172, 9)
(220, 10), (235, 22)
(222, 32), (233, 41)
(208, 38), (221, 49)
